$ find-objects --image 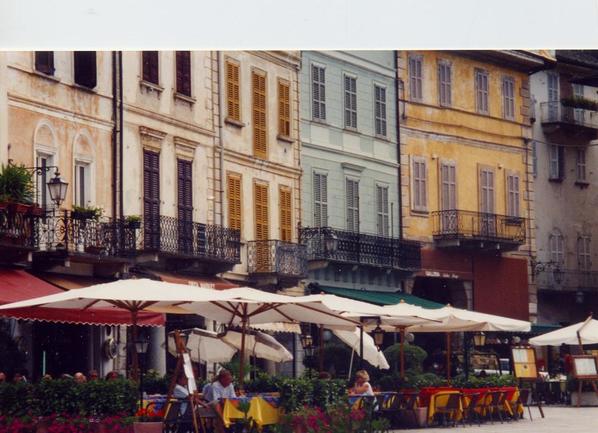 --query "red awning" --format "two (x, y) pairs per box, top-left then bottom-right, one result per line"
(0, 269), (164, 327)
(149, 270), (239, 290)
